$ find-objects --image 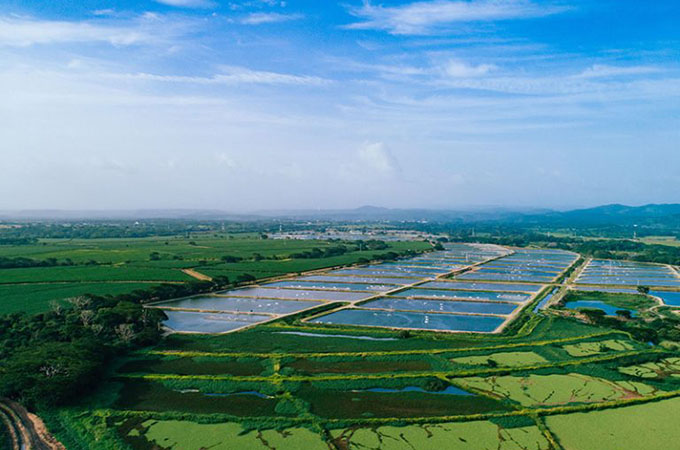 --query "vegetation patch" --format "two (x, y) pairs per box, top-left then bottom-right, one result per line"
(562, 339), (636, 357)
(120, 419), (329, 450)
(118, 355), (266, 376)
(619, 357), (680, 379)
(545, 396), (680, 450)
(457, 373), (656, 407)
(331, 420), (551, 450)
(287, 357), (433, 375)
(295, 384), (510, 418)
(451, 351), (548, 368)
(113, 379), (278, 416)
